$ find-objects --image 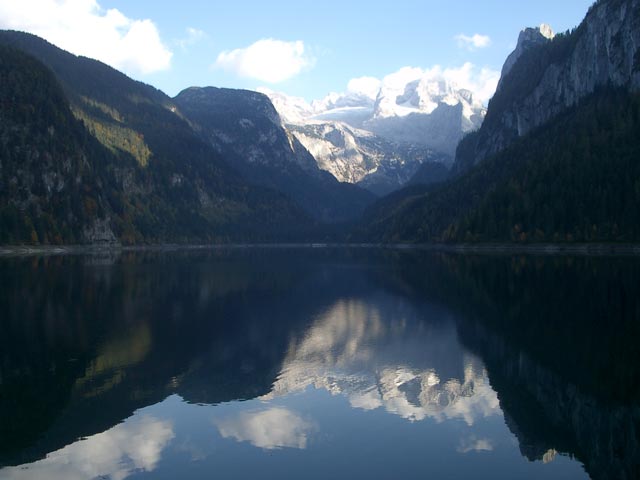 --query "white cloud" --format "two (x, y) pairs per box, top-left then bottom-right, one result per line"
(347, 76), (382, 100)
(440, 62), (500, 104)
(214, 407), (315, 450)
(0, 0), (172, 75)
(381, 66), (425, 90)
(455, 33), (492, 51)
(215, 38), (315, 83)
(376, 63), (499, 105)
(0, 415), (174, 480)
(177, 27), (206, 50)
